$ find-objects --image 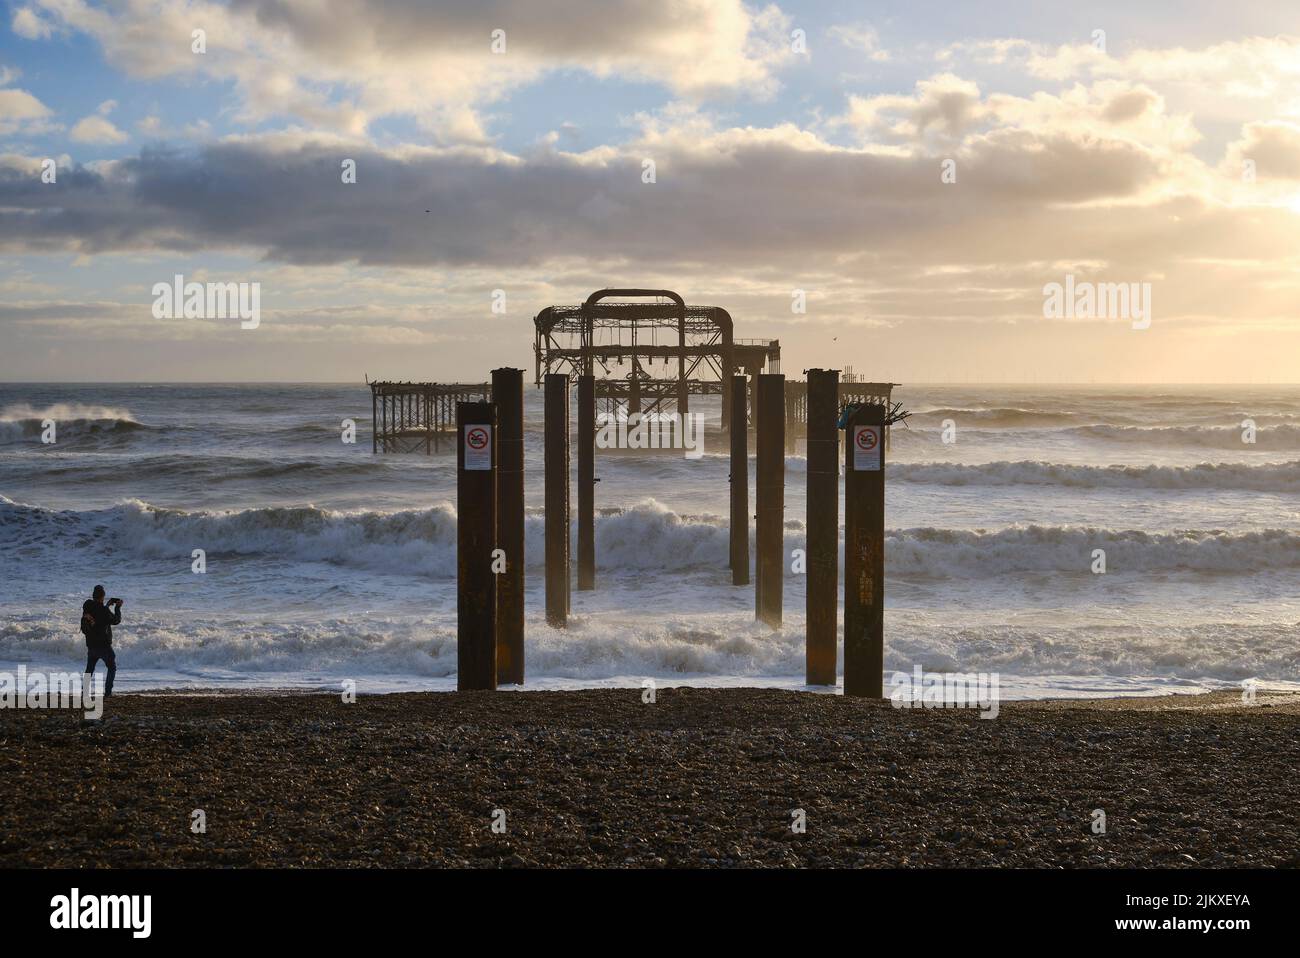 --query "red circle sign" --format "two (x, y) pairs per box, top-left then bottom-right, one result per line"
(467, 427), (489, 449)
(855, 427), (878, 451)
